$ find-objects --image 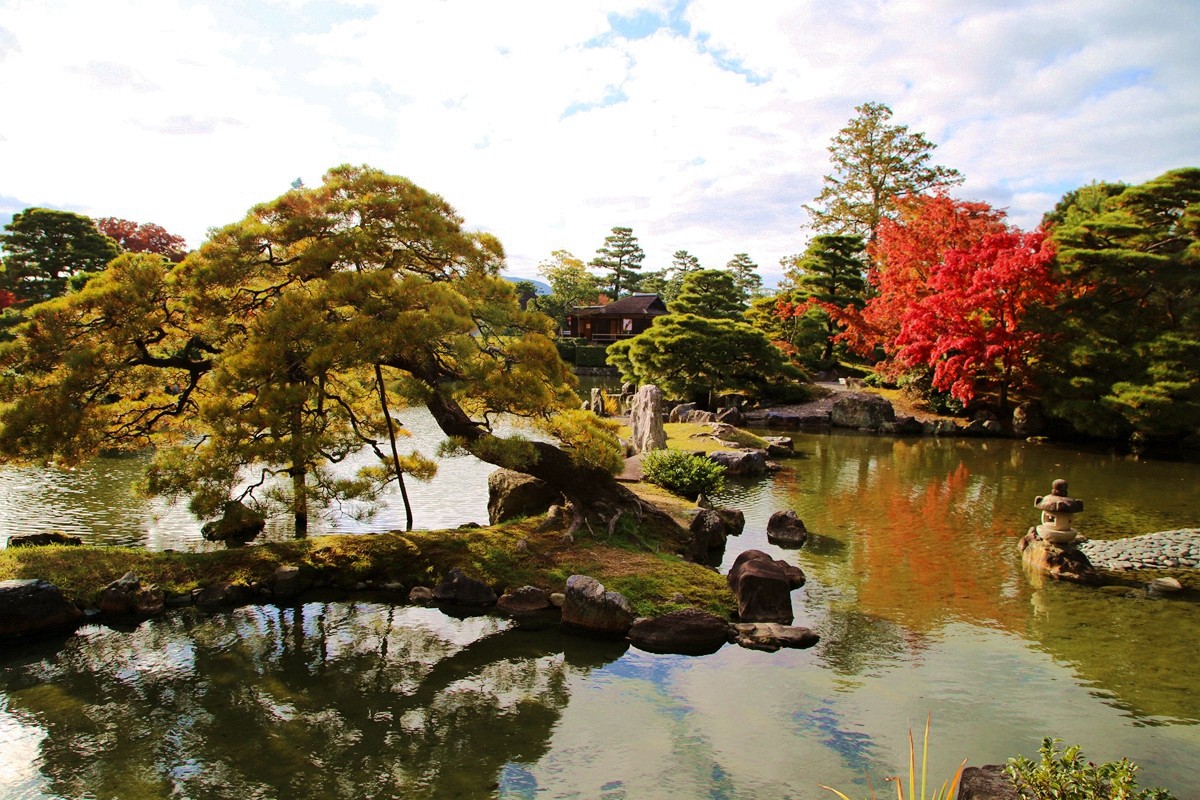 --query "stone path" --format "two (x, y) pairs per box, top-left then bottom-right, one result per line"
(1078, 529), (1200, 571)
